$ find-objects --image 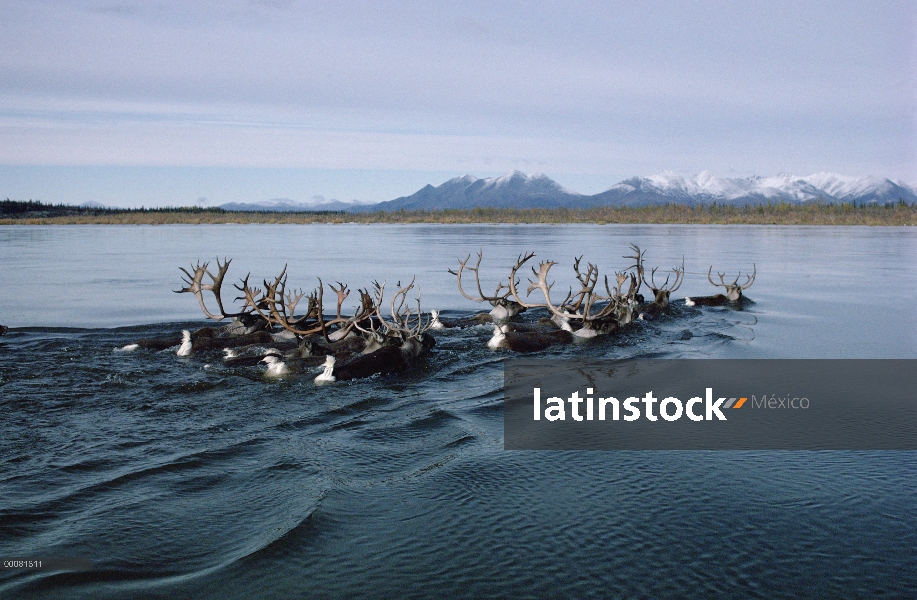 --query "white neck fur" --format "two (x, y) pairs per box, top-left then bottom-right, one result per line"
(177, 330), (192, 356)
(262, 354), (289, 376)
(487, 324), (507, 349)
(315, 355), (336, 383)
